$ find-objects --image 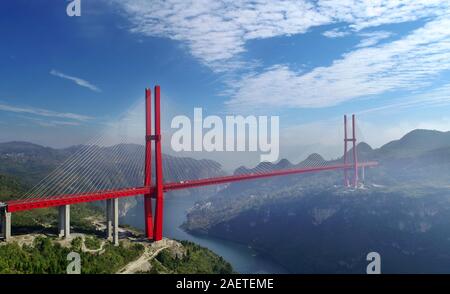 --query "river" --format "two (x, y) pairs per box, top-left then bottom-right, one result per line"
(123, 196), (288, 274)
